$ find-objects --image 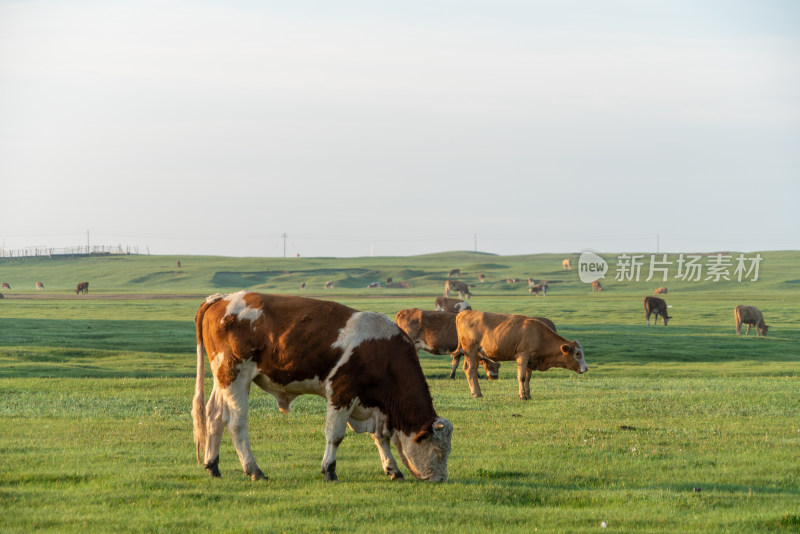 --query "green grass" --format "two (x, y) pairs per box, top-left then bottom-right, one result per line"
(1, 252), (799, 532)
